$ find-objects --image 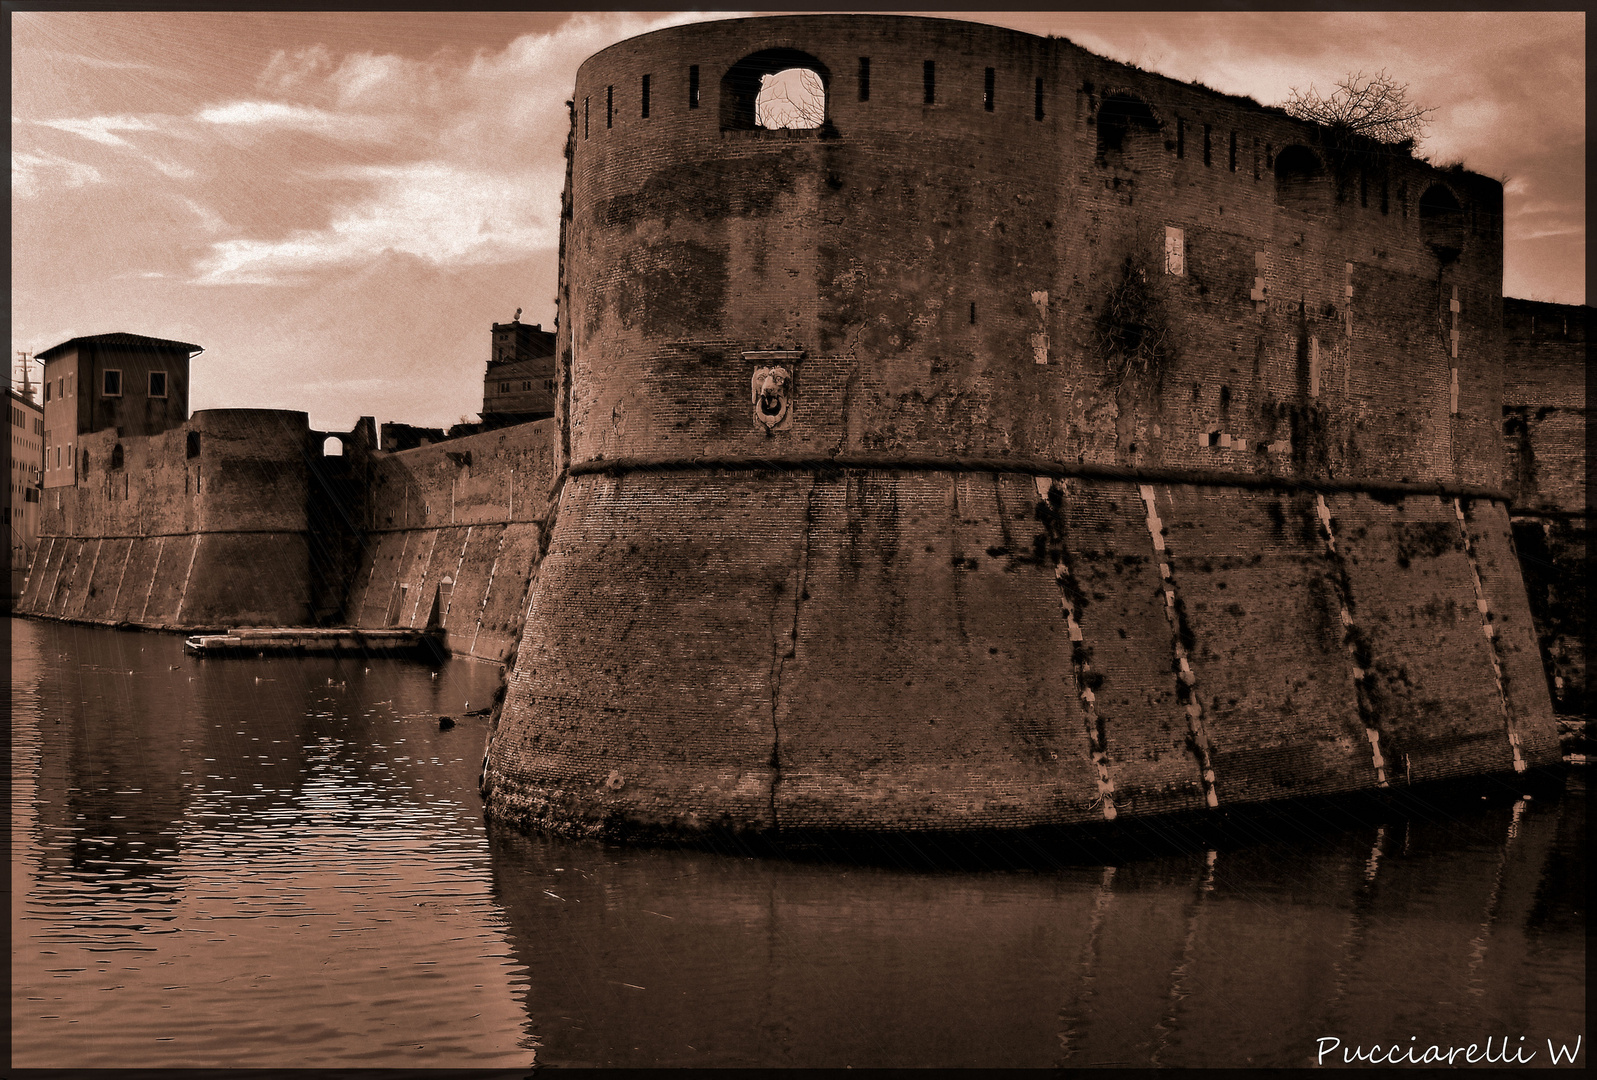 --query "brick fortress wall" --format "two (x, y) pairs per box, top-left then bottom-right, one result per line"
(1501, 299), (1590, 719)
(483, 15), (1560, 838)
(343, 420), (558, 663)
(16, 410), (323, 627)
